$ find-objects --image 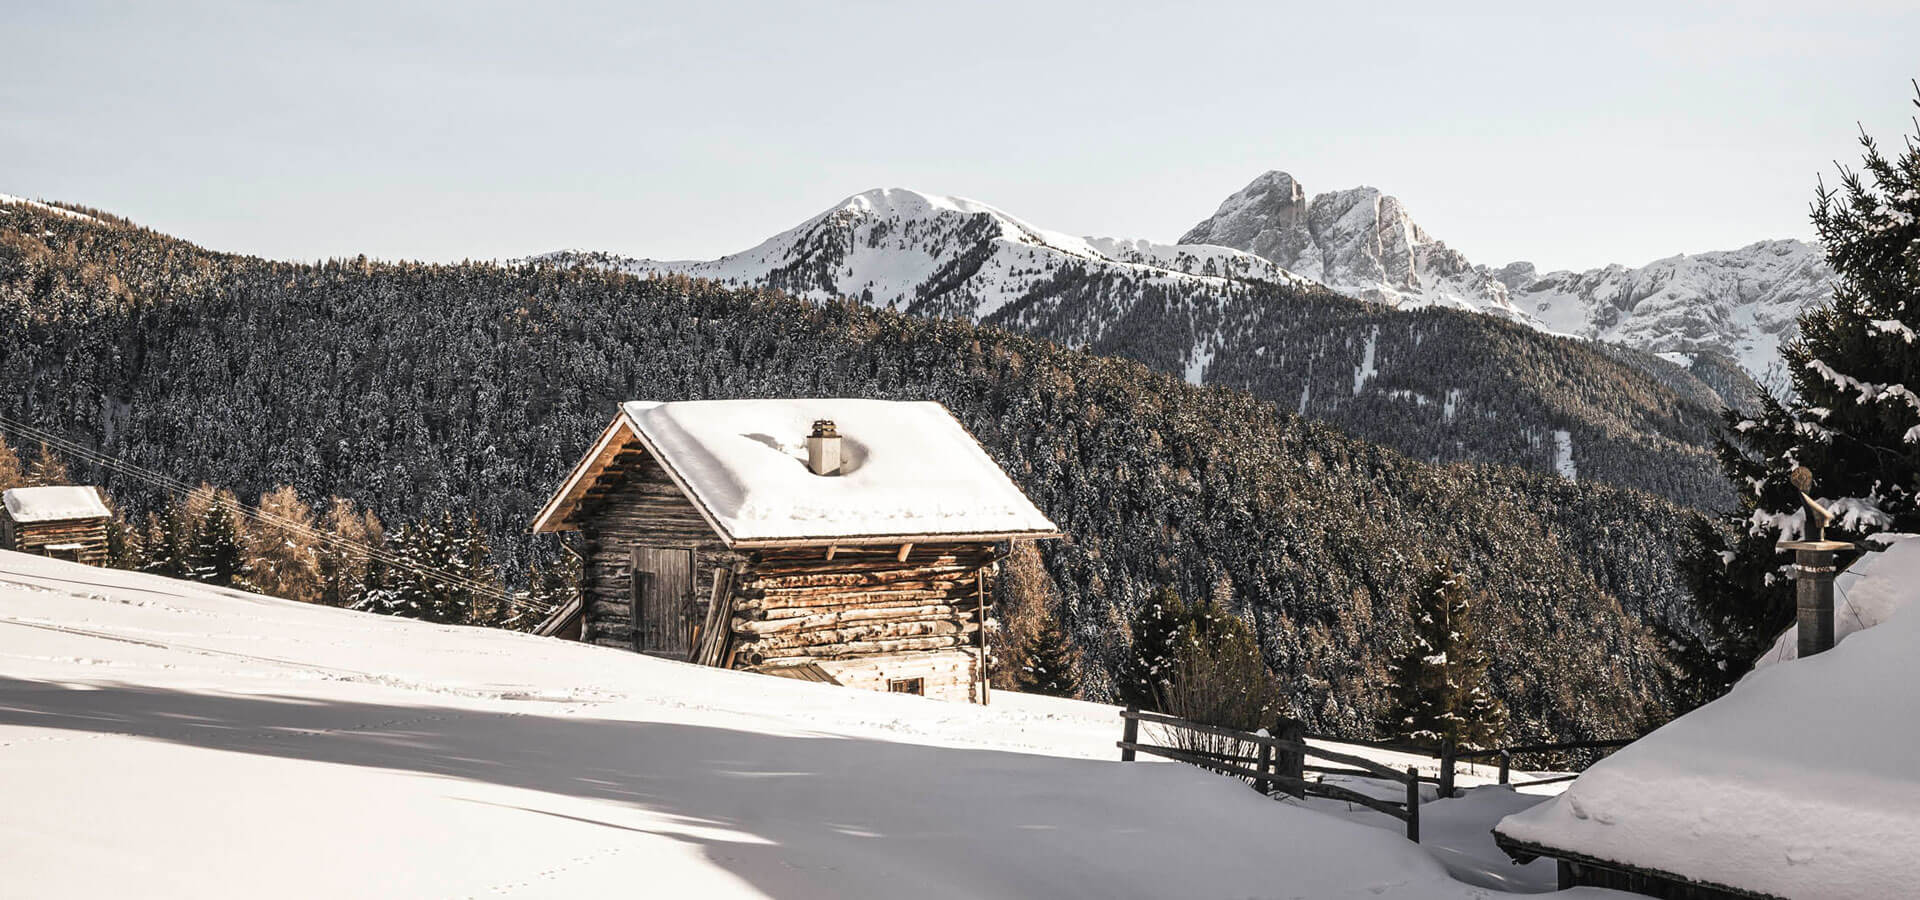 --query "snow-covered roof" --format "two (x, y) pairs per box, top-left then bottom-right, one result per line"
(1494, 534), (1920, 900)
(2, 486), (110, 523)
(533, 399), (1060, 546)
